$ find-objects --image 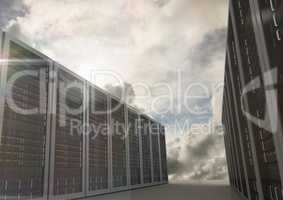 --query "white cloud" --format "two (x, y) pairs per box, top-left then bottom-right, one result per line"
(7, 0), (228, 86)
(167, 127), (228, 183)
